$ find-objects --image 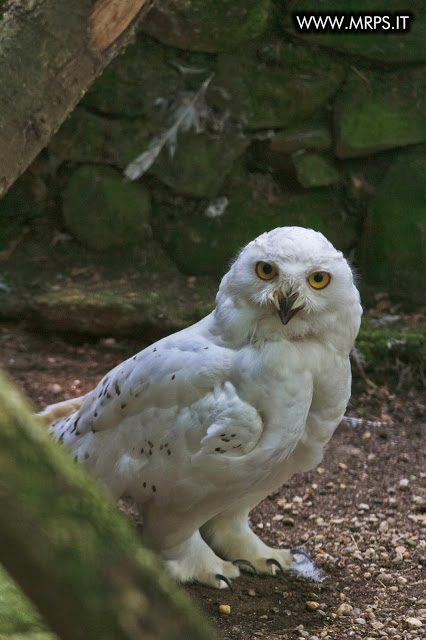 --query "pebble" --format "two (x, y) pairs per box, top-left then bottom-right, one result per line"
(306, 601), (320, 611)
(336, 603), (353, 616)
(399, 478), (409, 490)
(379, 520), (389, 533)
(247, 589), (256, 597)
(397, 576), (408, 585)
(379, 573), (393, 582)
(218, 605), (231, 615)
(405, 617), (422, 629)
(370, 621), (385, 630)
(358, 503), (370, 511)
(395, 545), (406, 554)
(50, 383), (62, 395)
(354, 618), (367, 625)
